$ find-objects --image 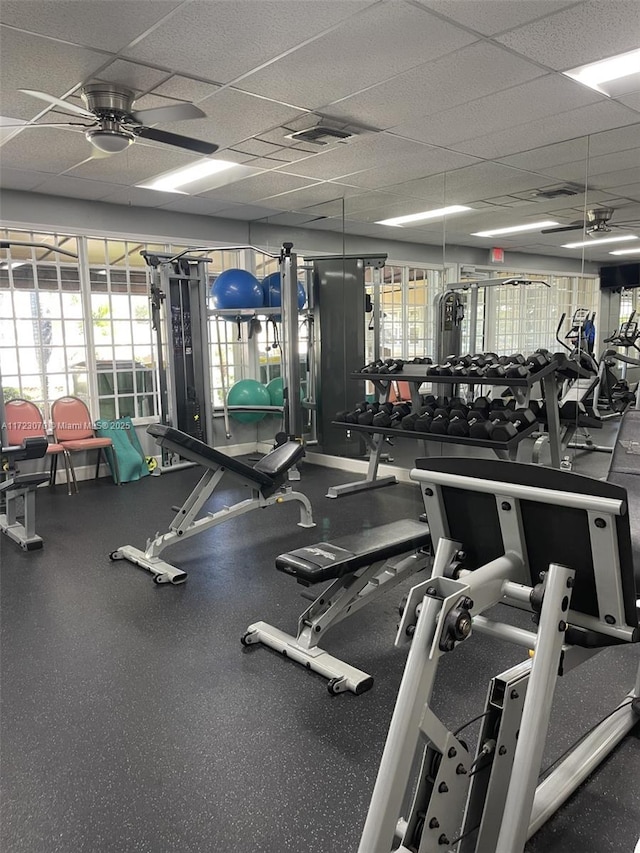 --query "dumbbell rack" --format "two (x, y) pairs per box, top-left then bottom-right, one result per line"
(327, 361), (562, 499)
